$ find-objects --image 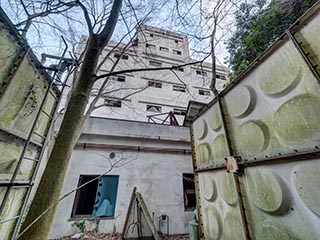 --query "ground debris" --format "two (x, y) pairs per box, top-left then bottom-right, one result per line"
(53, 232), (189, 240)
